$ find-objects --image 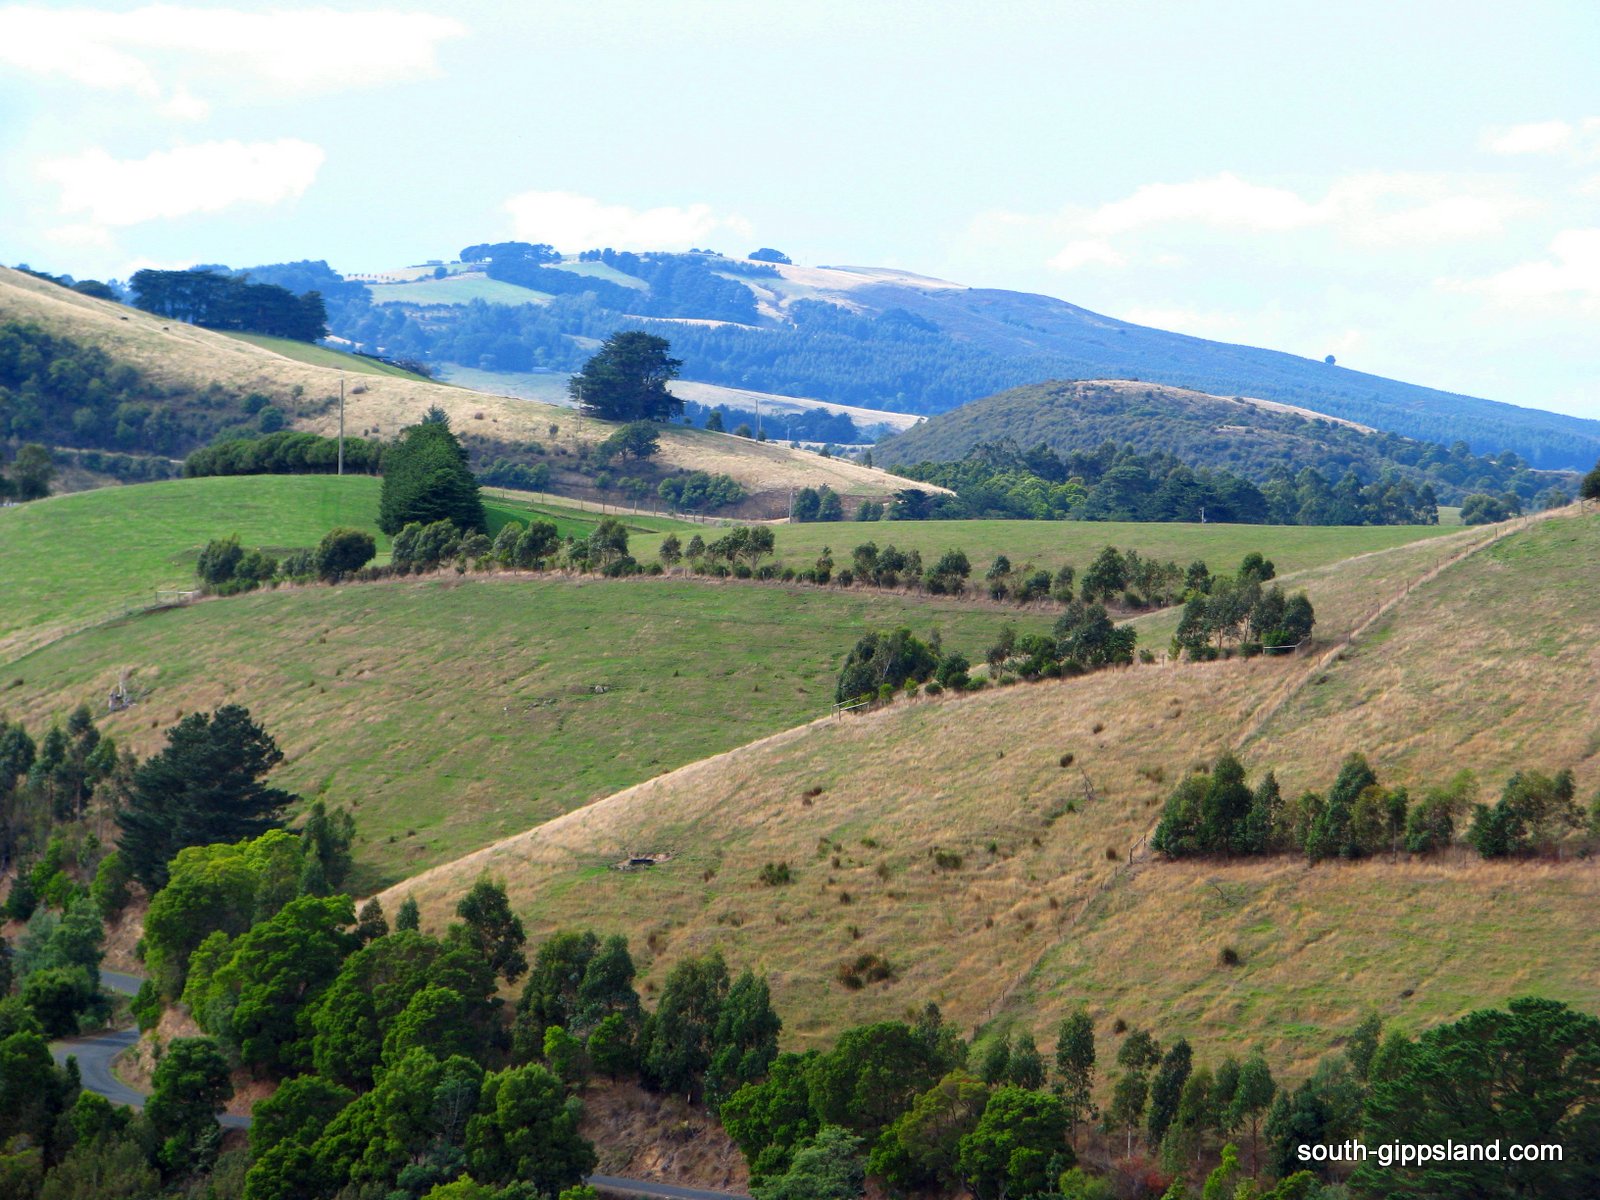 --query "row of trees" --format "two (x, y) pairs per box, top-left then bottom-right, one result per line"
(184, 431), (383, 477)
(1153, 752), (1599, 862)
(130, 269), (328, 341)
(196, 528), (377, 593)
(893, 440), (1452, 525)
